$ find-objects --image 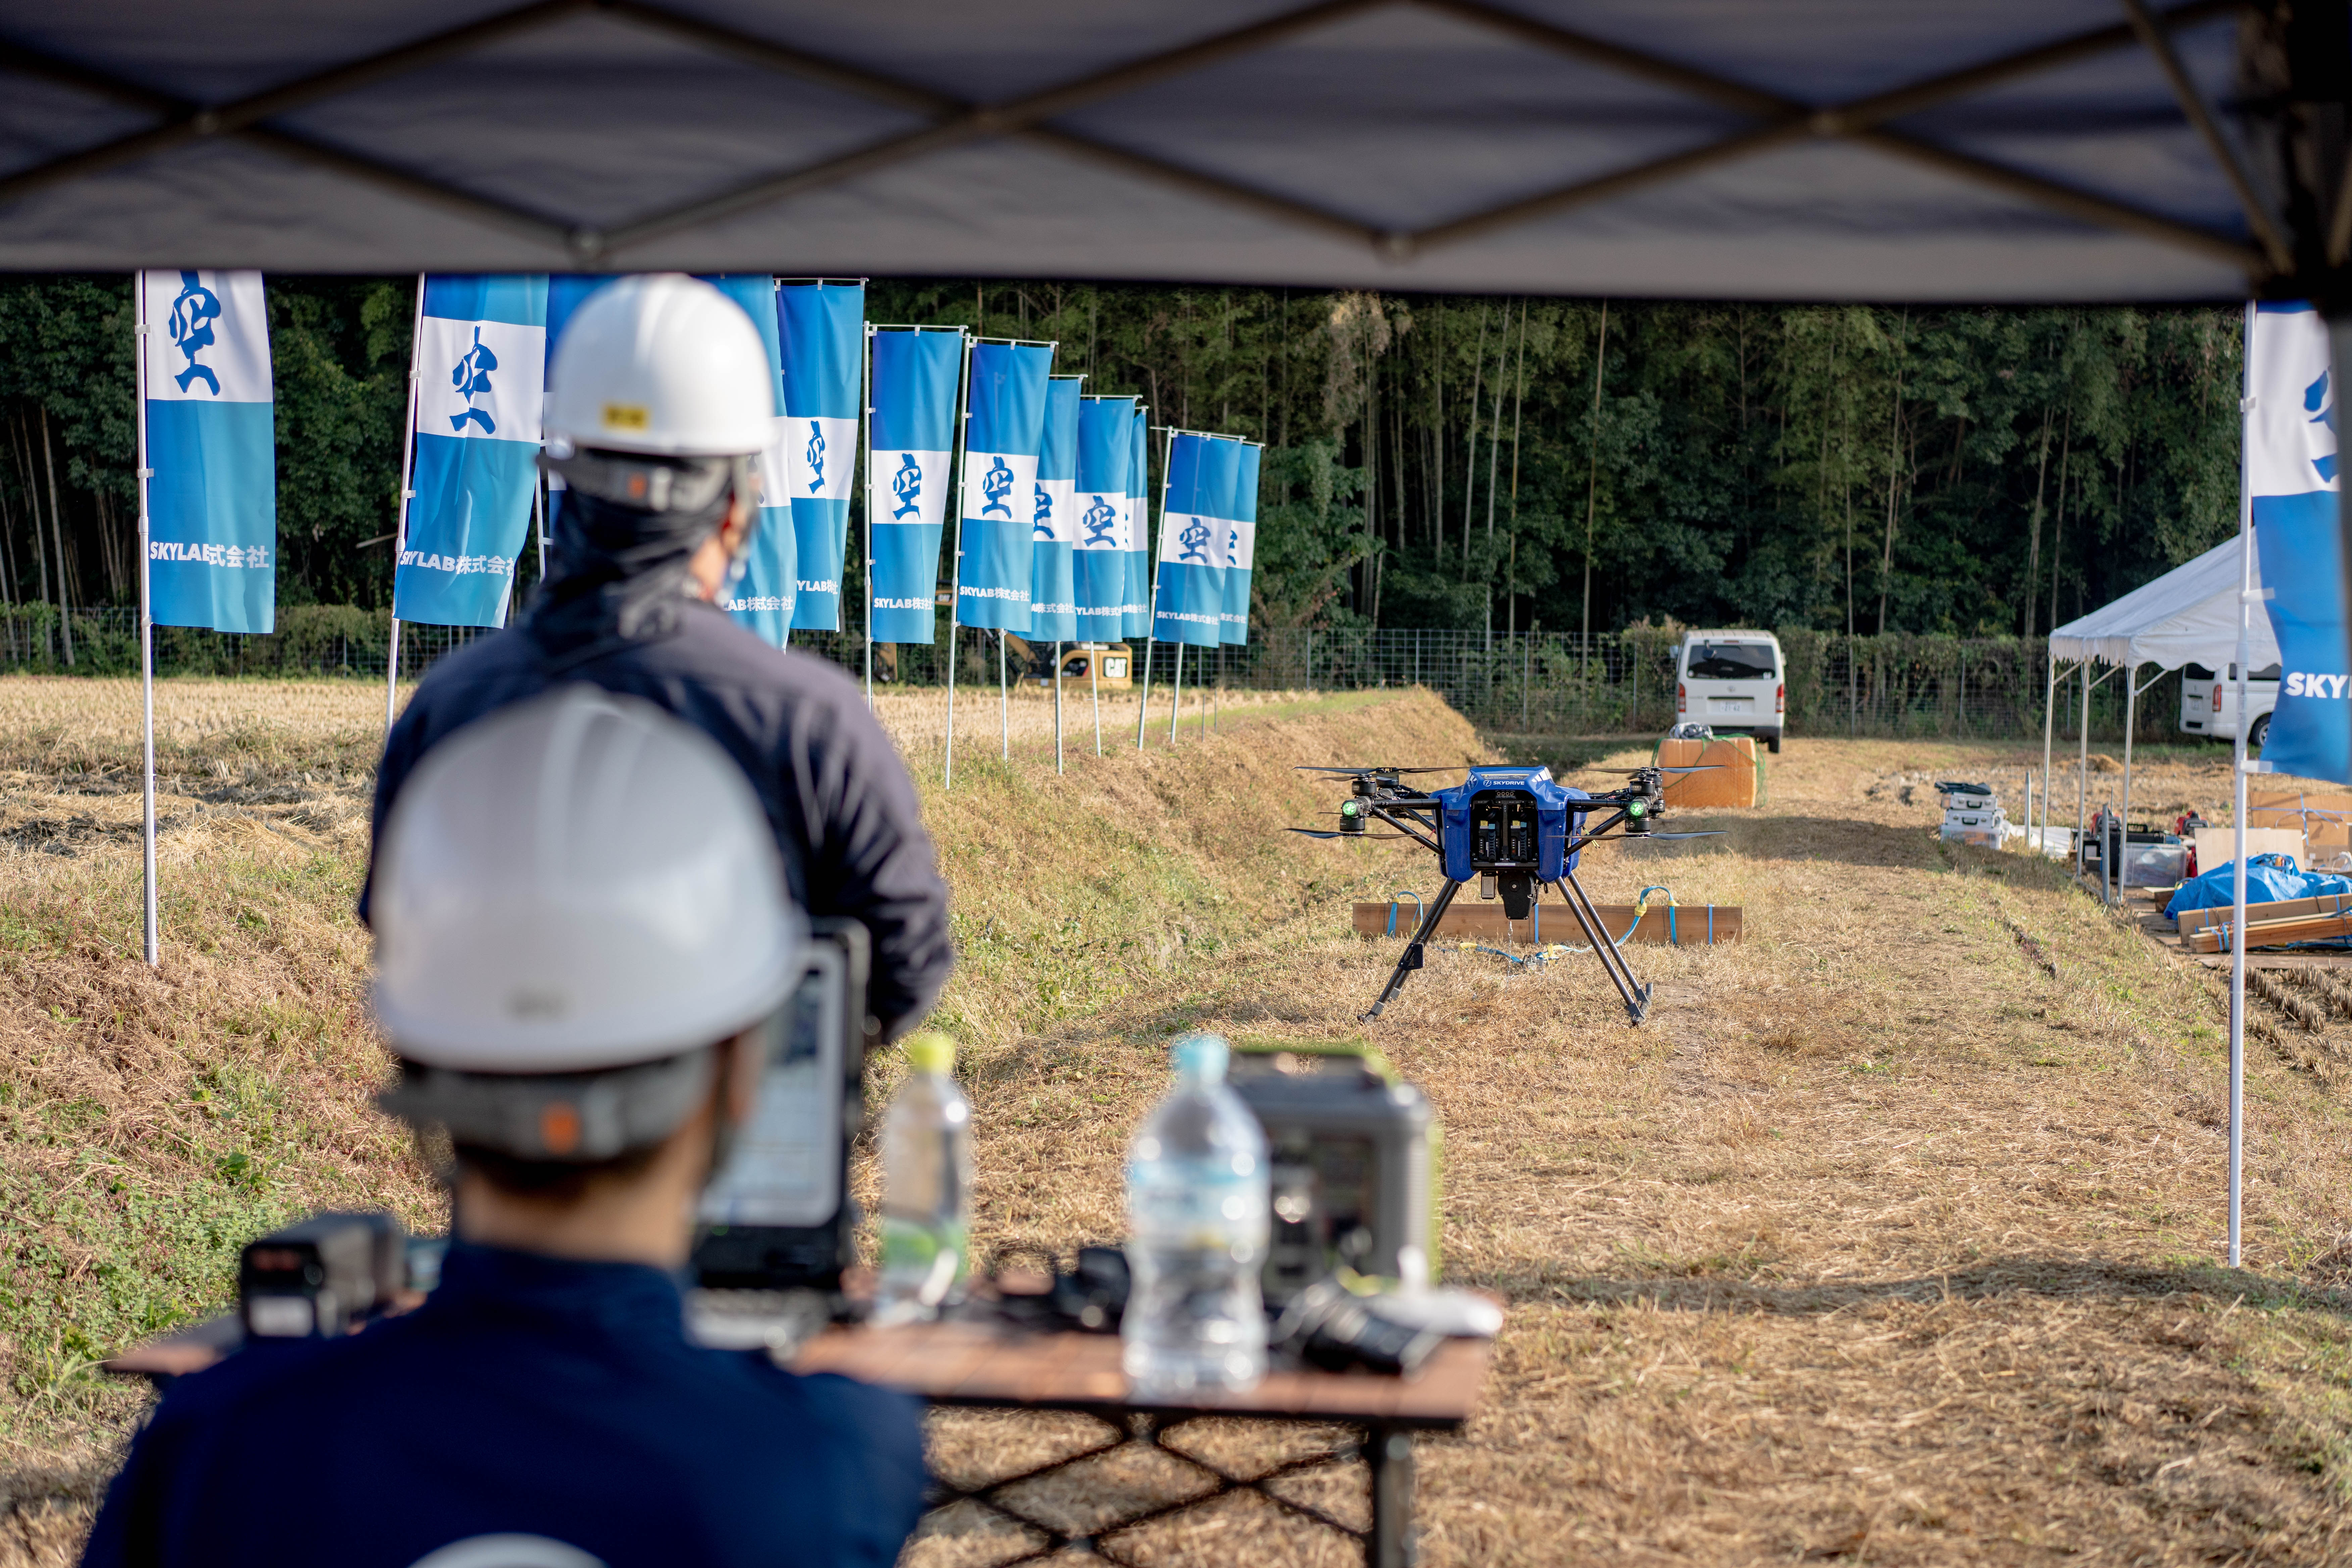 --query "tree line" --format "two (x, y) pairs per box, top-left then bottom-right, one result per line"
(0, 276), (2241, 639)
